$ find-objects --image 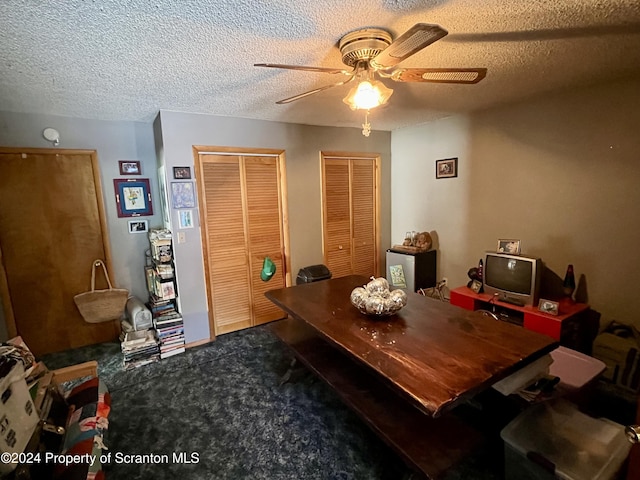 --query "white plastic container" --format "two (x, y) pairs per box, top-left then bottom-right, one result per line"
(501, 399), (631, 480)
(0, 361), (39, 474)
(550, 346), (606, 393)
